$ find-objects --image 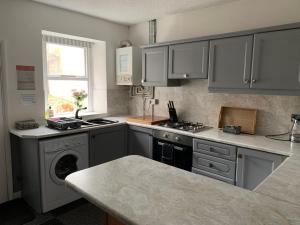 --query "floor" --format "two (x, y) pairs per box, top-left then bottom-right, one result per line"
(1, 199), (106, 225)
